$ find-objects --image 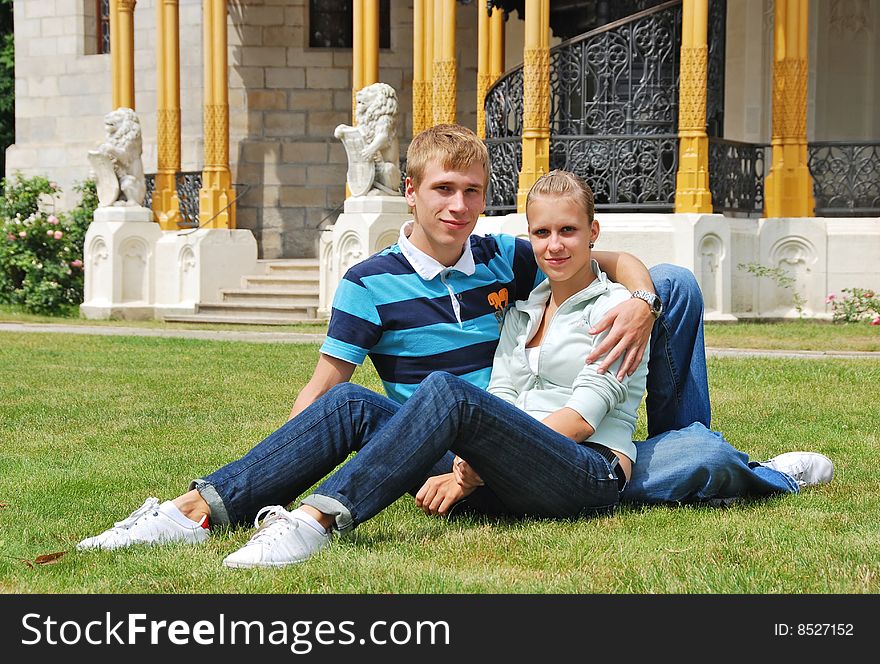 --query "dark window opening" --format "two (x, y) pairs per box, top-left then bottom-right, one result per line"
(309, 0), (391, 49)
(98, 0), (110, 54)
